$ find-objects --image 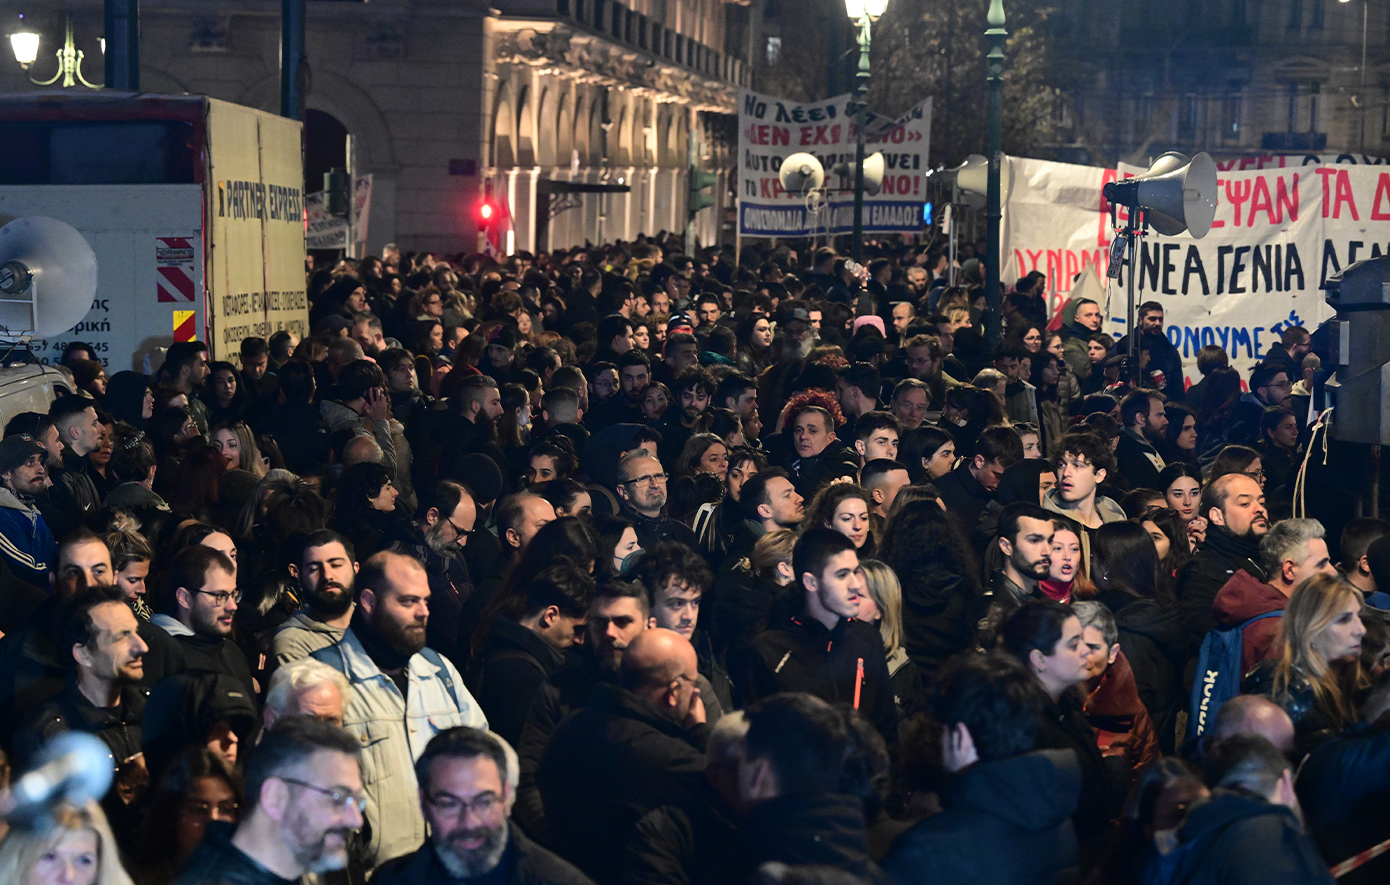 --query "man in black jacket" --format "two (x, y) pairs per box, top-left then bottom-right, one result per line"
(1167, 734), (1334, 884)
(1177, 473), (1269, 650)
(372, 727), (592, 885)
(632, 542), (733, 716)
(743, 529), (897, 743)
(151, 545), (256, 698)
(885, 652), (1080, 884)
(1115, 388), (1168, 490)
(173, 717), (366, 885)
(469, 562), (592, 747)
(933, 425), (1023, 548)
(538, 629), (709, 884)
(614, 450), (697, 550)
(777, 405), (859, 500)
(1109, 302), (1185, 401)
